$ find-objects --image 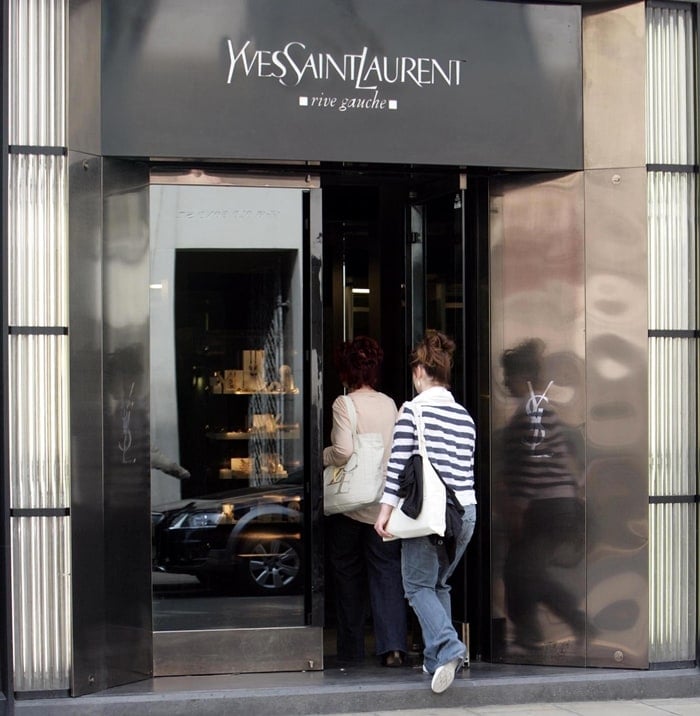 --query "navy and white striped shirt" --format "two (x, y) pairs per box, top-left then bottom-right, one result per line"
(503, 402), (577, 501)
(382, 386), (477, 508)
